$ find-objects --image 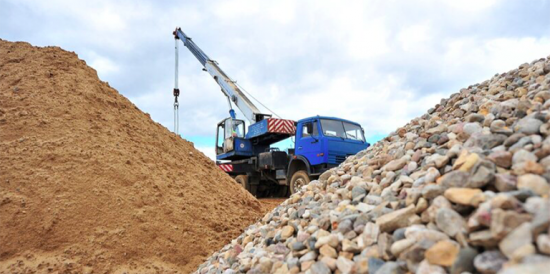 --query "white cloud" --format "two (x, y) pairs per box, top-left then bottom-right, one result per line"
(445, 0), (500, 12)
(87, 52), (120, 77)
(397, 24), (432, 52)
(2, 0), (550, 163)
(196, 146), (216, 162)
(441, 36), (550, 82)
(346, 19), (390, 59)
